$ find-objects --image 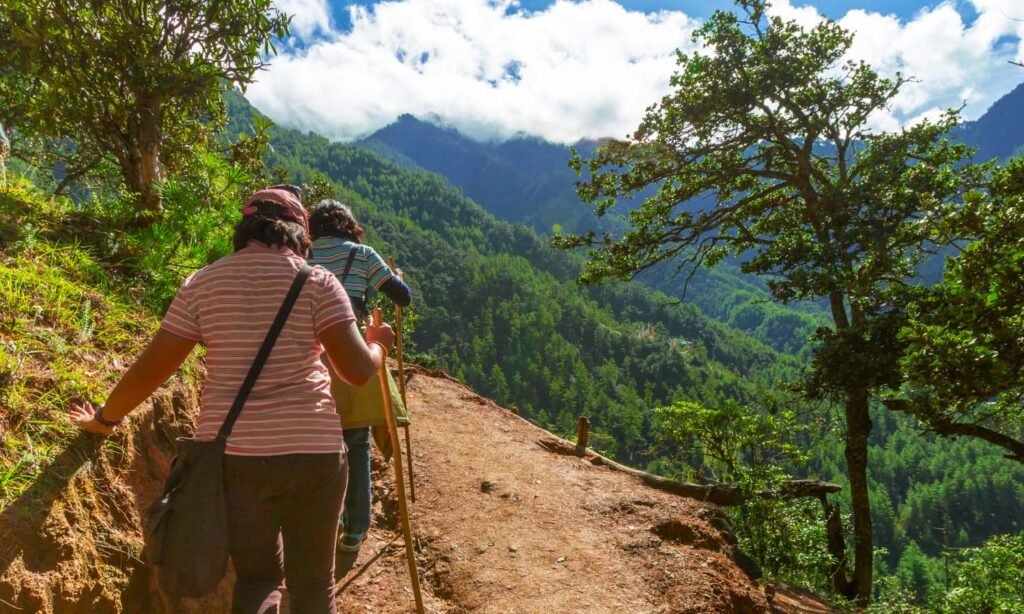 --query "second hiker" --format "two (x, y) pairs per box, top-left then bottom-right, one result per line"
(308, 199), (413, 564)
